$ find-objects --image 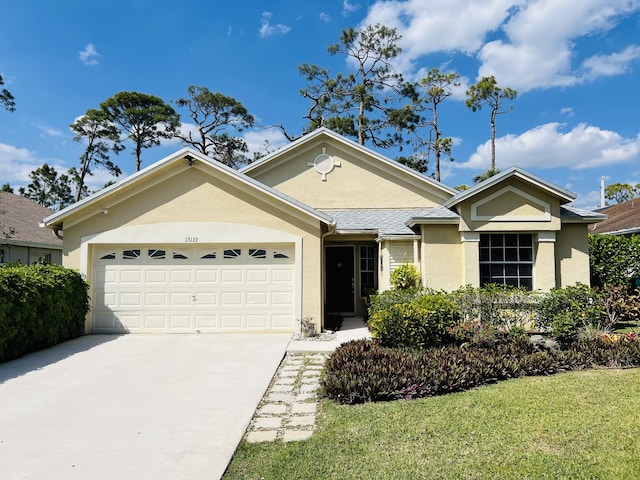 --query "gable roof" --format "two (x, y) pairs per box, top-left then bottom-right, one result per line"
(43, 148), (335, 229)
(590, 198), (640, 234)
(0, 191), (62, 248)
(241, 127), (457, 199)
(443, 167), (576, 208)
